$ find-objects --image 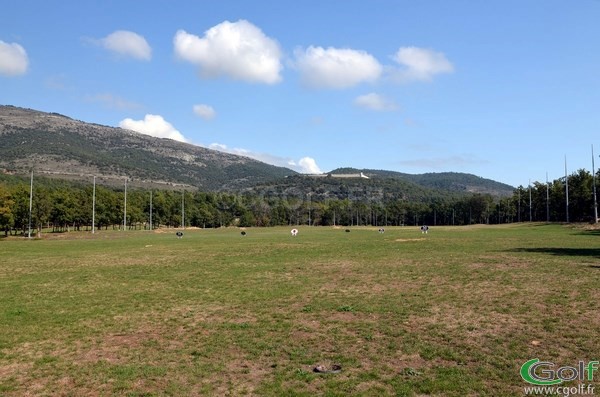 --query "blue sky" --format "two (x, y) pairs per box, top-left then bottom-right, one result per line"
(1, 0), (599, 187)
